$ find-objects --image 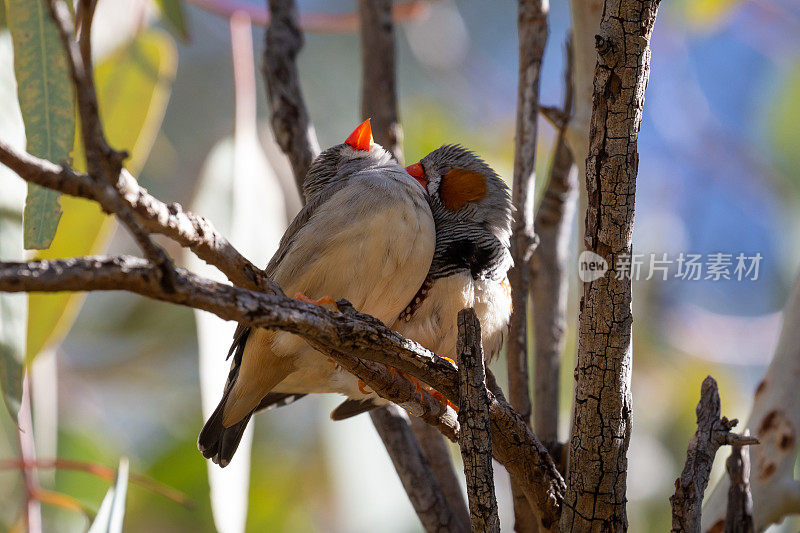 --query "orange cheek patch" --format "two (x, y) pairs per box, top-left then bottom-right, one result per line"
(439, 168), (487, 210)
